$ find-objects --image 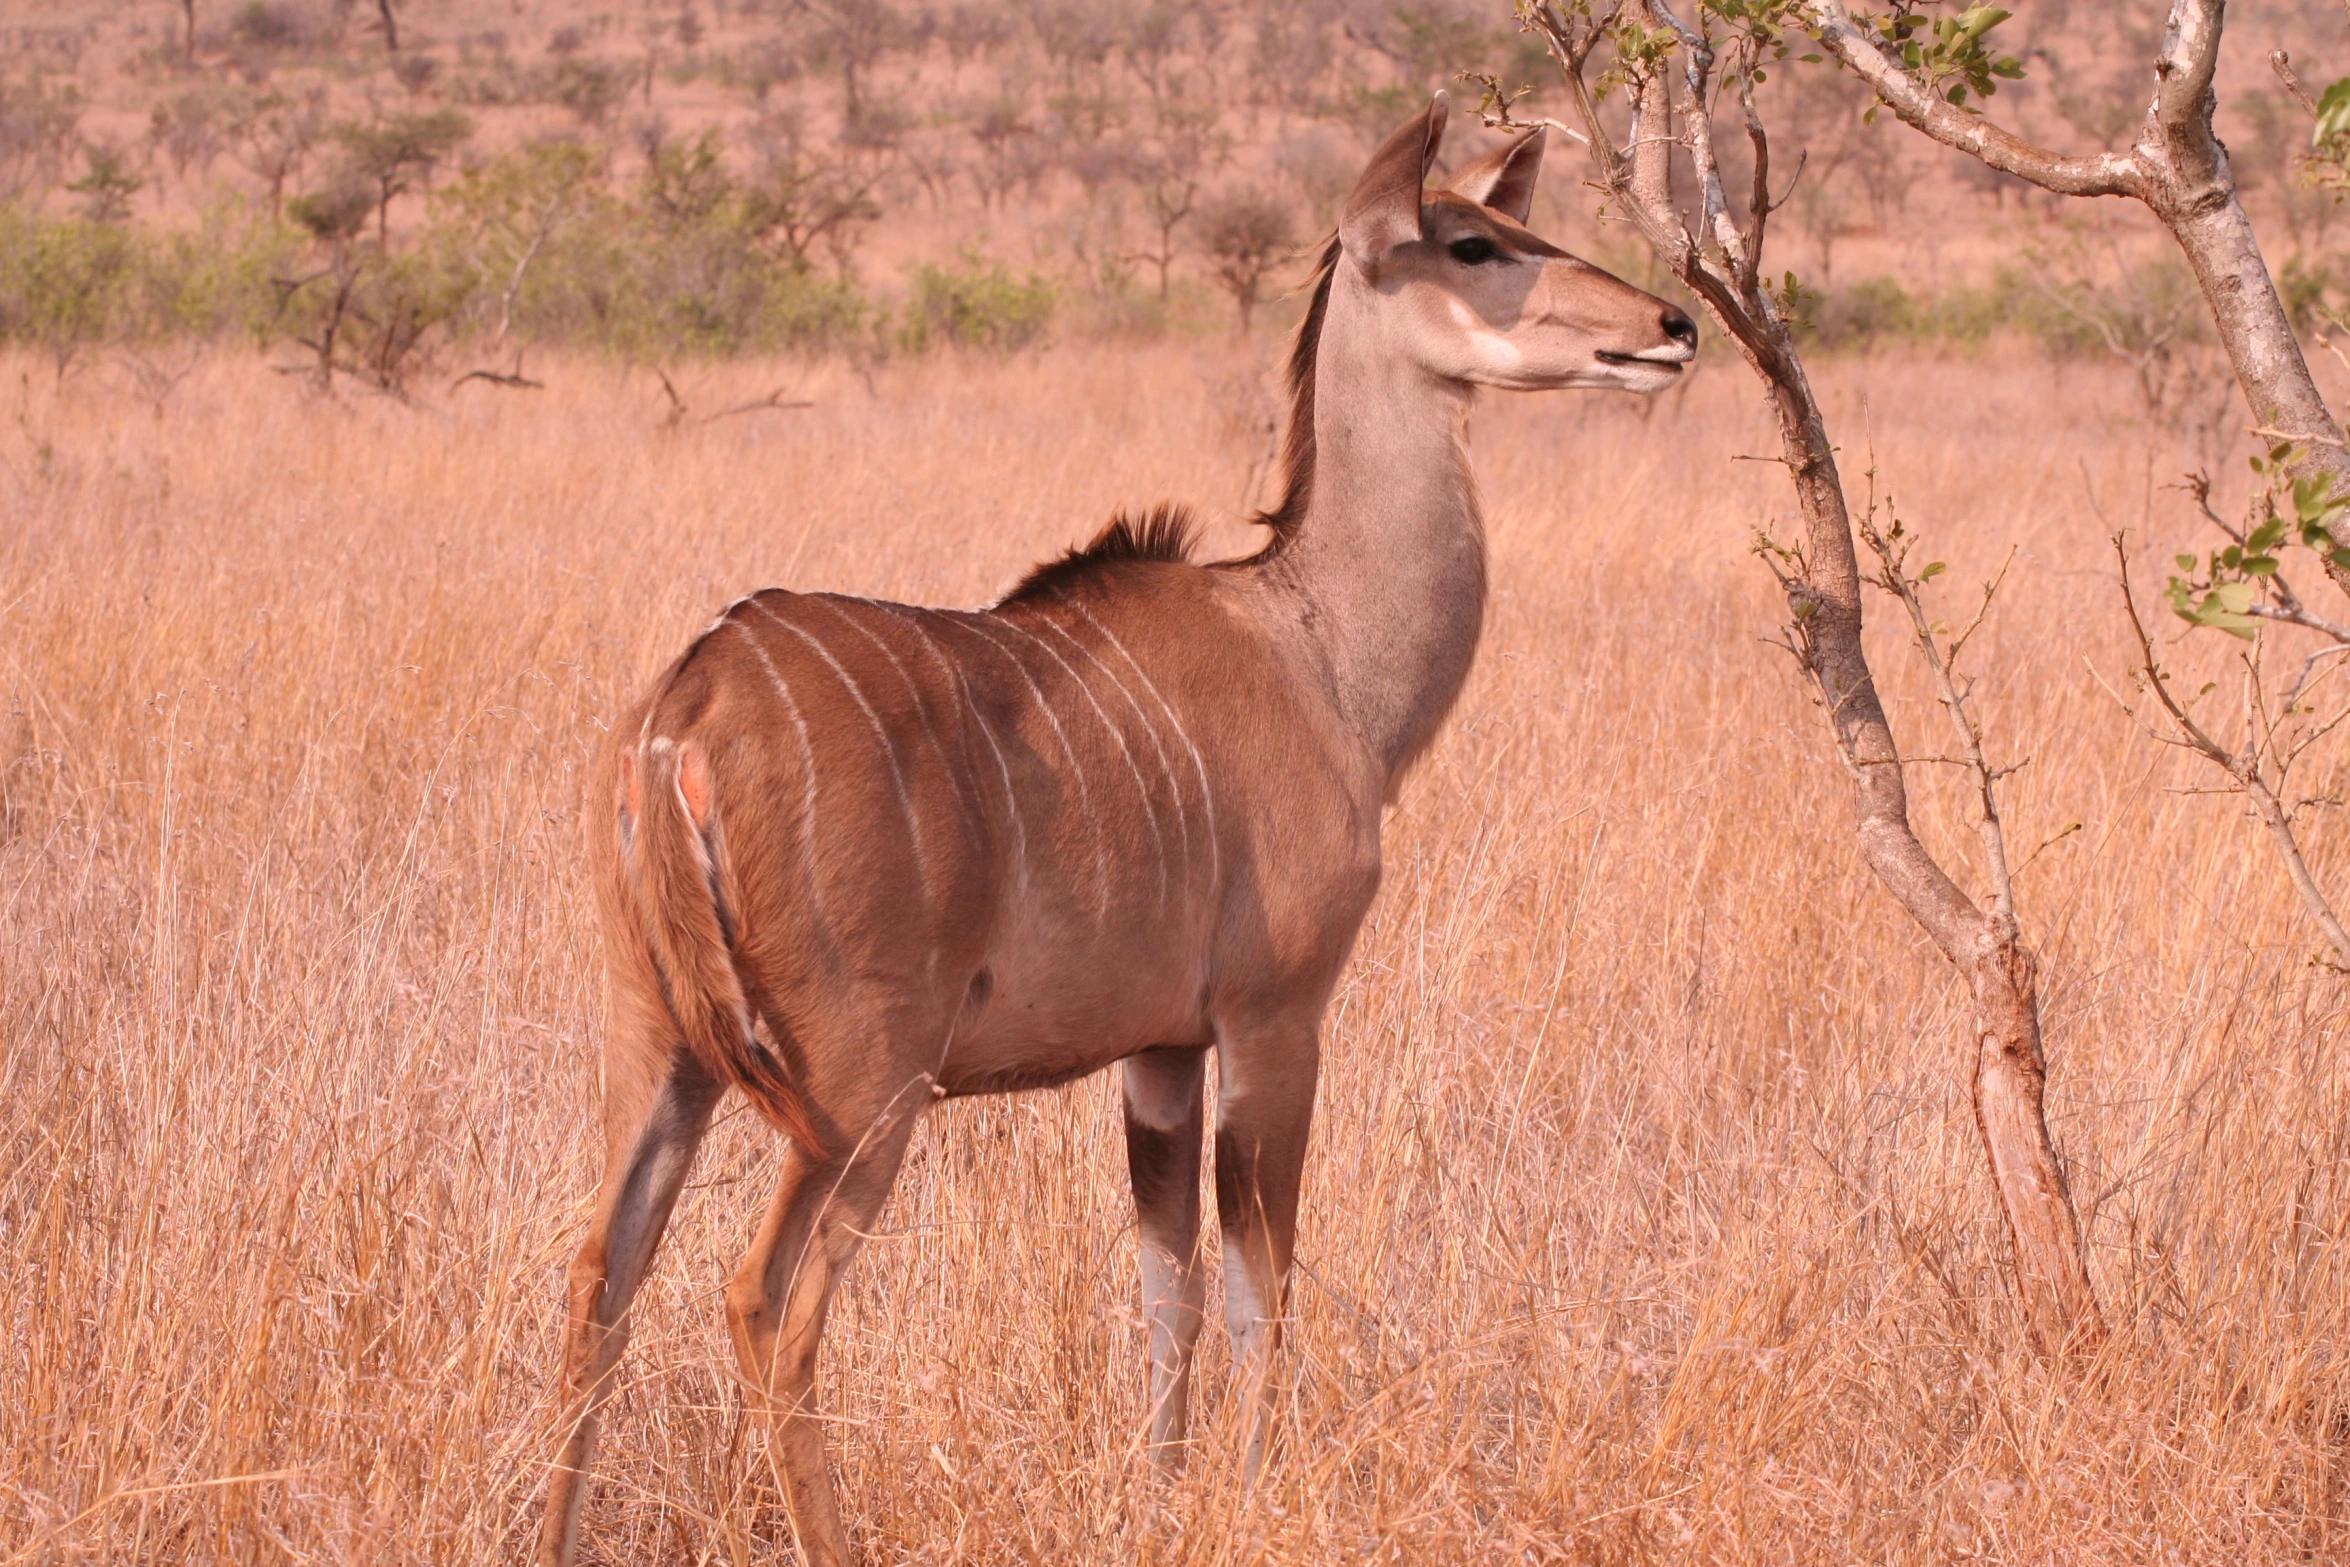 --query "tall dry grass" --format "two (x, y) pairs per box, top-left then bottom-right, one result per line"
(3, 342), (2346, 1565)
